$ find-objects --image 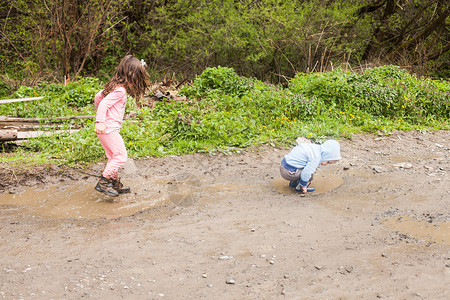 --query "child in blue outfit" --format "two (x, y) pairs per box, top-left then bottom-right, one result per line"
(280, 140), (341, 195)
